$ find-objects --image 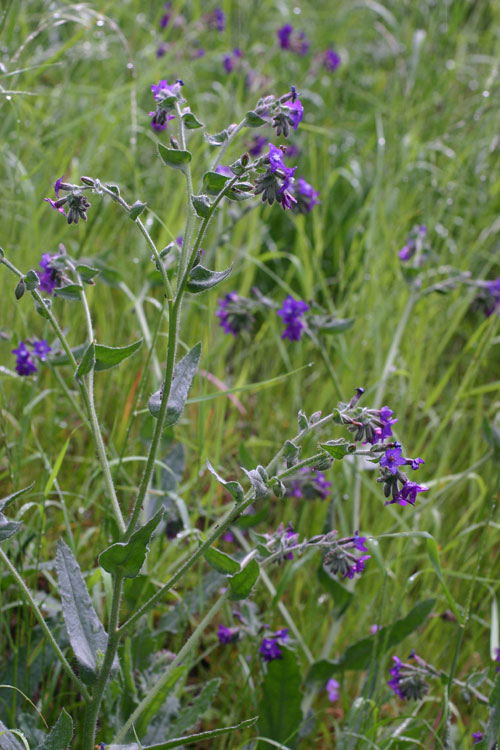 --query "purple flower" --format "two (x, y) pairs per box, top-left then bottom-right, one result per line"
(259, 628), (289, 662)
(279, 166), (296, 195)
(353, 555), (370, 576)
(277, 295), (309, 341)
(151, 79), (182, 101)
(37, 253), (63, 294)
(370, 624), (379, 634)
(295, 177), (320, 213)
(472, 732), (483, 744)
(268, 143), (286, 173)
(353, 530), (368, 552)
(485, 278), (500, 316)
(313, 471), (332, 499)
(160, 13), (170, 29)
(297, 31), (310, 55)
(217, 623), (239, 645)
(410, 457), (424, 470)
(380, 447), (406, 475)
(223, 54), (234, 73)
(326, 678), (340, 702)
(222, 531), (235, 543)
(149, 110), (175, 132)
(283, 98), (303, 130)
(54, 176), (64, 198)
(12, 342), (37, 376)
(387, 481), (429, 507)
(387, 656), (404, 698)
(398, 244), (413, 261)
(215, 164), (233, 177)
(248, 135), (268, 157)
(156, 43), (167, 58)
(33, 340), (51, 361)
(214, 7), (225, 31)
(495, 647), (500, 672)
(45, 178), (67, 215)
(277, 24), (293, 49)
(323, 48), (341, 71)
